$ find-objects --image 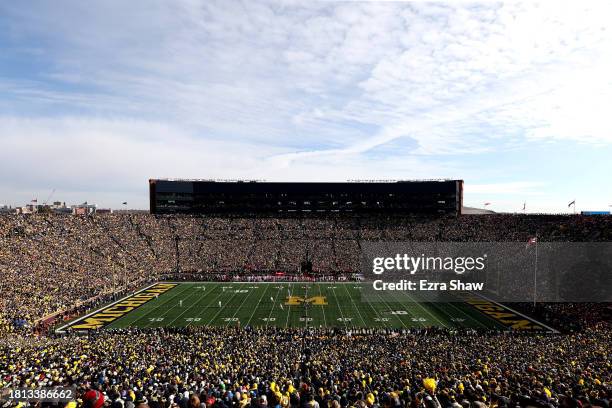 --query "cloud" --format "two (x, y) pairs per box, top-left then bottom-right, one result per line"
(0, 1), (611, 210)
(0, 116), (462, 207)
(0, 117), (267, 206)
